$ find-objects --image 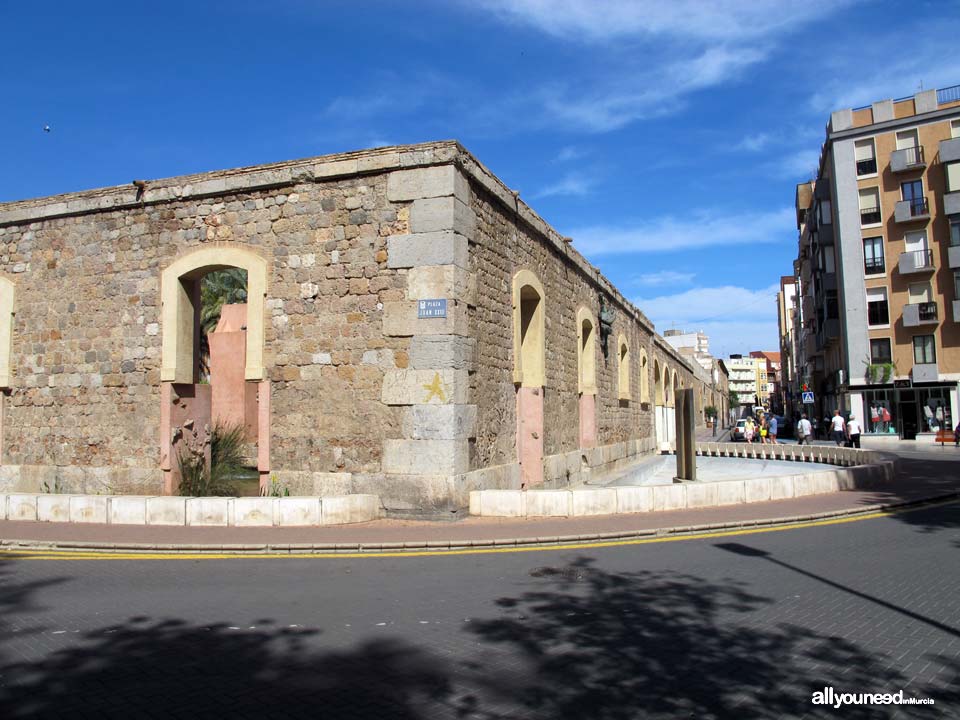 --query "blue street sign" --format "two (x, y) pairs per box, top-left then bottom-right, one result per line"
(801, 391), (815, 404)
(417, 299), (447, 318)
